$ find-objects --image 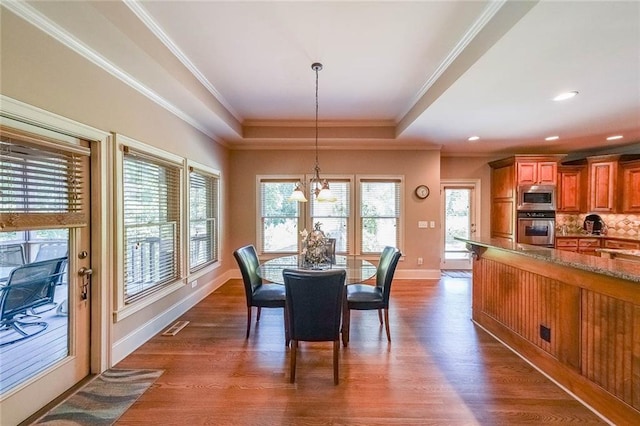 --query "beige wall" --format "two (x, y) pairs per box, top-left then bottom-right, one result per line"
(440, 156), (498, 238)
(1, 12), (230, 344)
(230, 149), (442, 271)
